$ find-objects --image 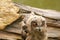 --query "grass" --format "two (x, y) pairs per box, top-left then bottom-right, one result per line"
(13, 0), (60, 11)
